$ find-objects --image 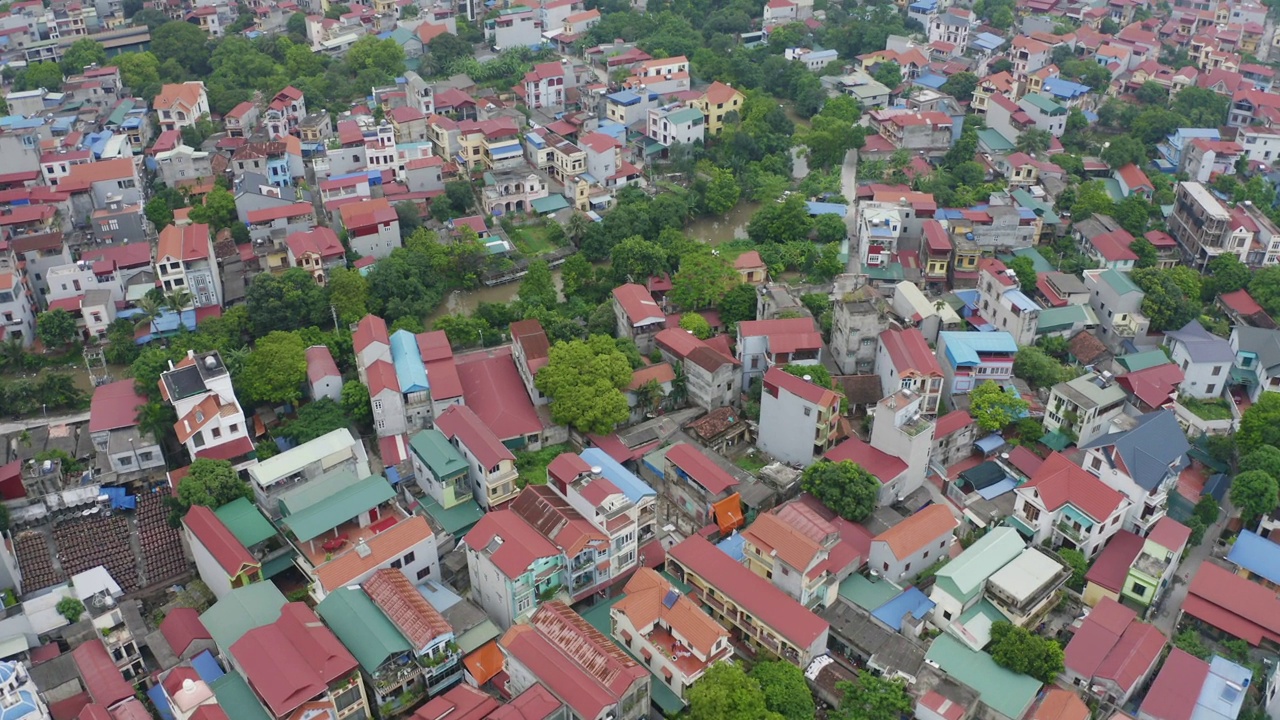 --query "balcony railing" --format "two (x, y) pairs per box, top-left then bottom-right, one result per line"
(1056, 521), (1083, 542)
